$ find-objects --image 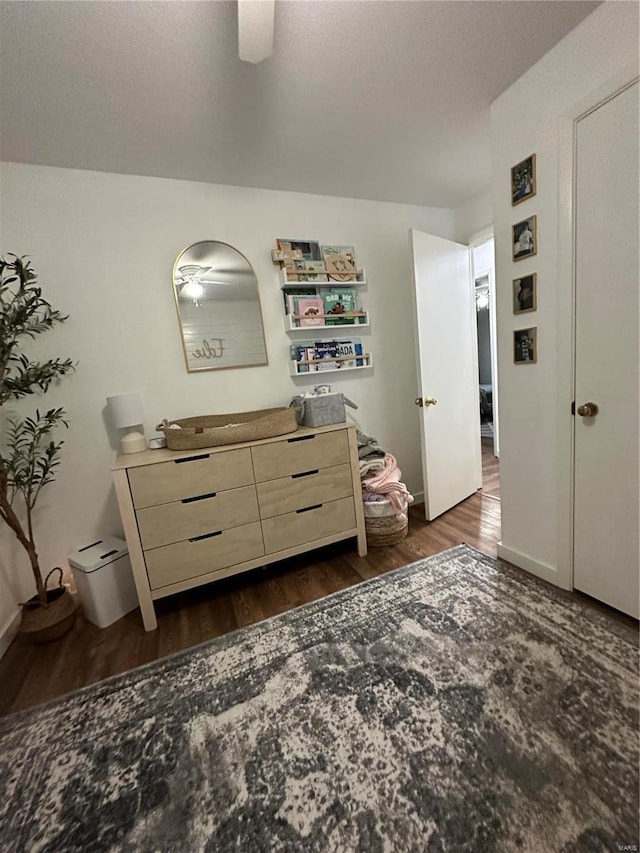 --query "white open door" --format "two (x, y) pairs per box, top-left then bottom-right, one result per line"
(410, 229), (482, 520)
(573, 80), (639, 617)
